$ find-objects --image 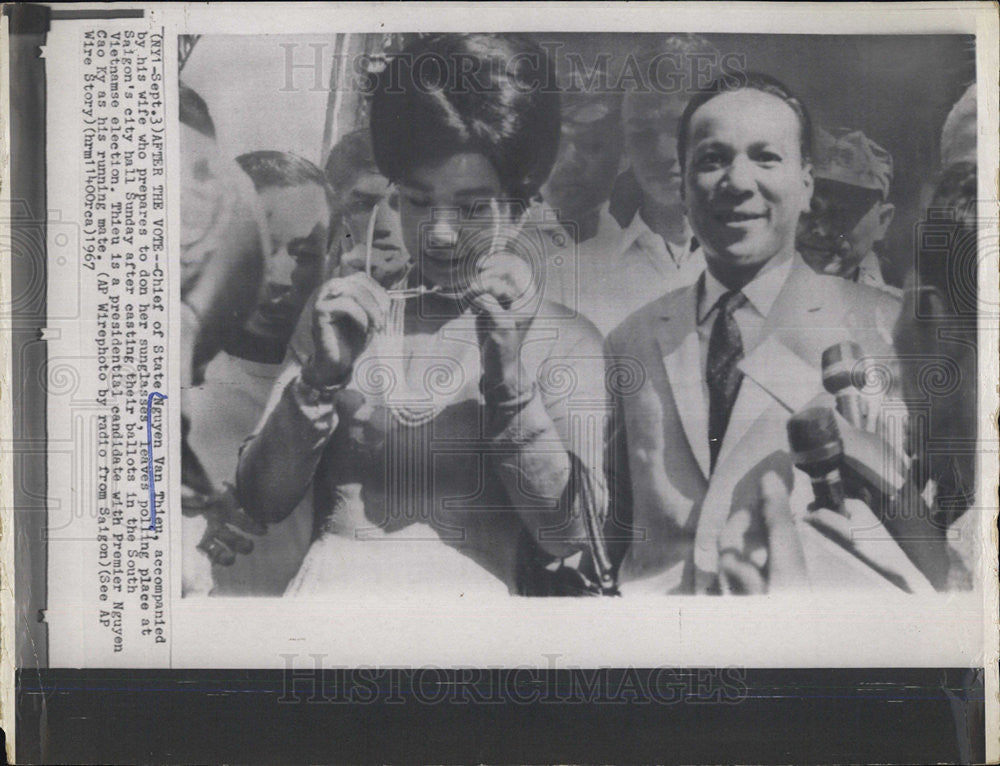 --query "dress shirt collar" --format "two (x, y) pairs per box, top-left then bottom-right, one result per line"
(616, 209), (697, 265)
(856, 251), (887, 288)
(616, 208), (649, 257)
(697, 251), (795, 325)
(531, 198), (624, 253)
